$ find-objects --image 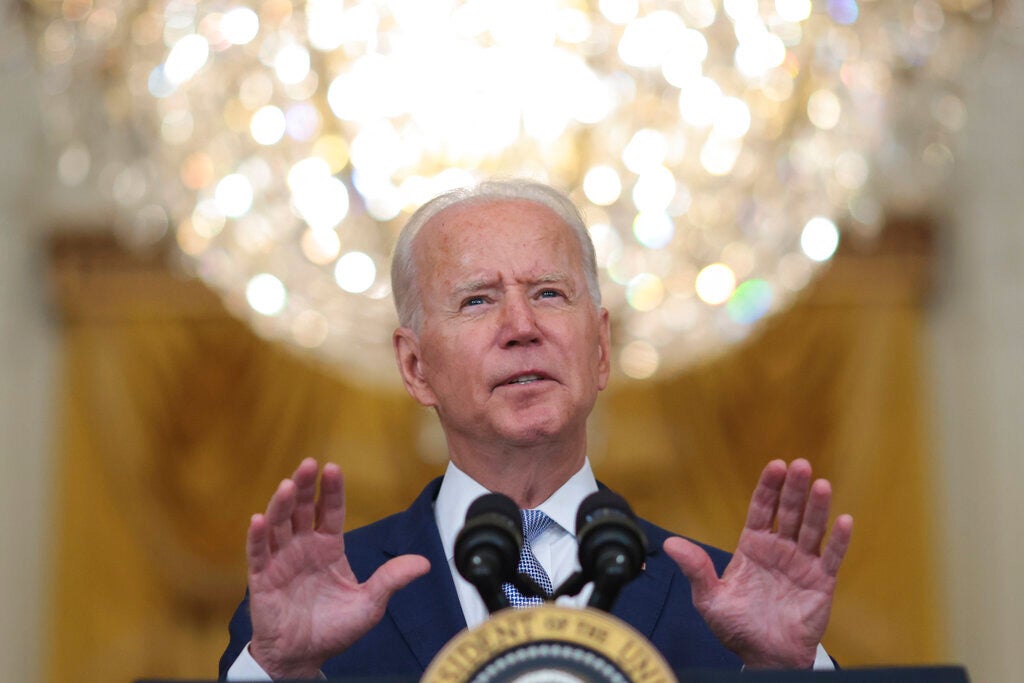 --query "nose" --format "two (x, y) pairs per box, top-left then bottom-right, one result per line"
(499, 292), (541, 348)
